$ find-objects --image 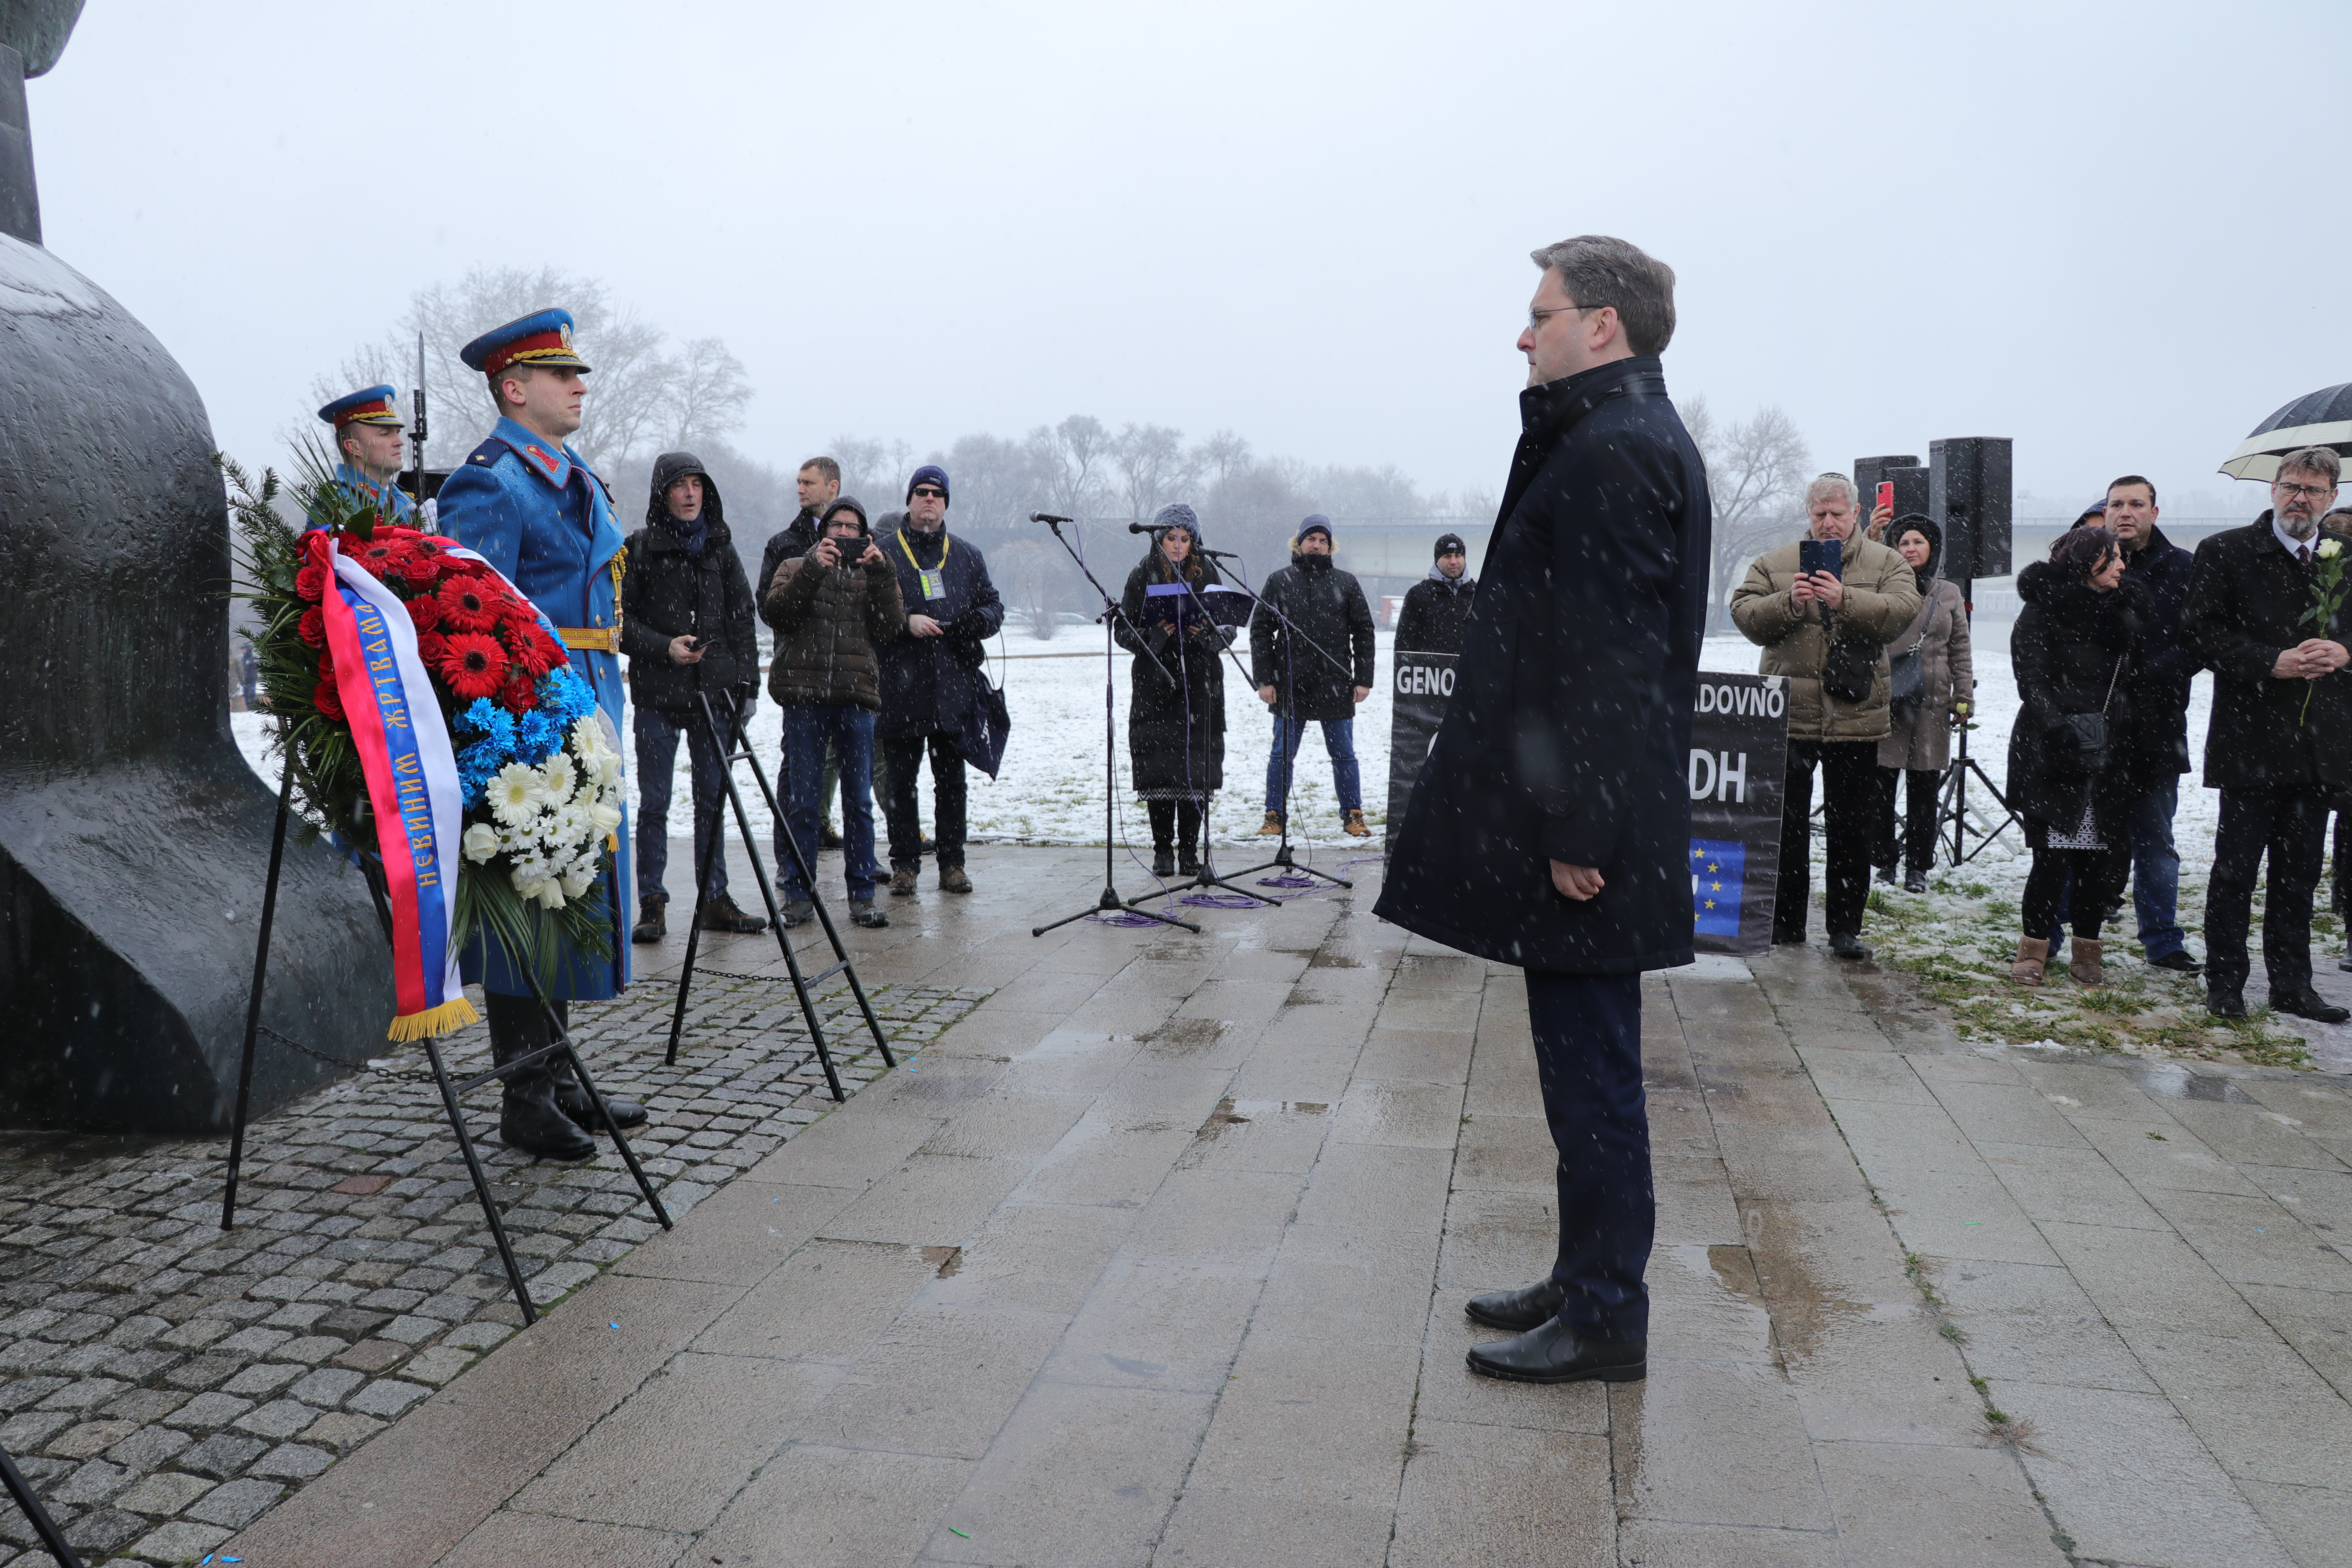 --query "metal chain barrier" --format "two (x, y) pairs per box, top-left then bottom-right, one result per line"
(259, 1024), (438, 1084)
